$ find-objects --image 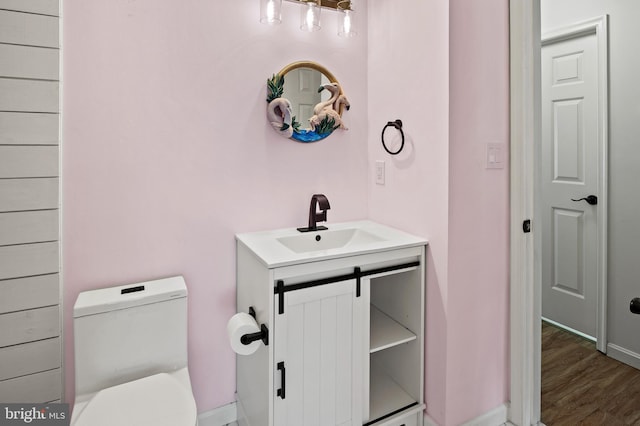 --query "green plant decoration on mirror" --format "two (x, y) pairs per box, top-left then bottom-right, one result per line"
(267, 74), (284, 103)
(266, 61), (350, 143)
